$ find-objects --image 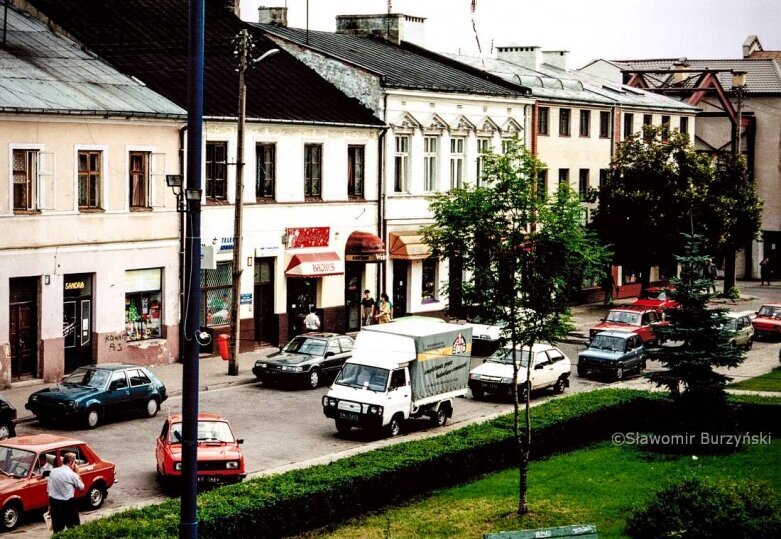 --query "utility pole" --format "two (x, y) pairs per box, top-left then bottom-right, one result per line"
(229, 30), (278, 376)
